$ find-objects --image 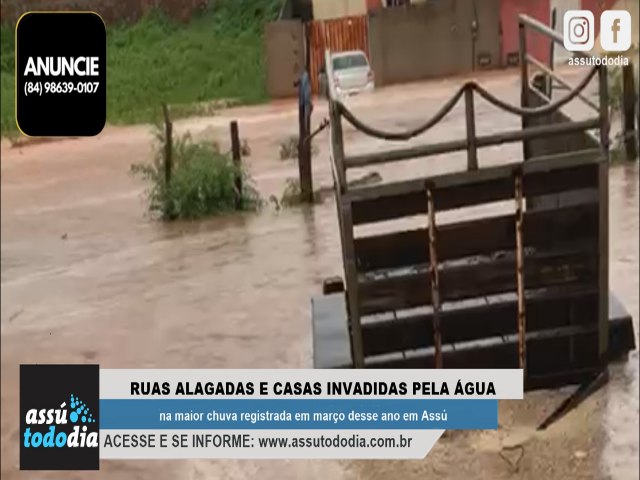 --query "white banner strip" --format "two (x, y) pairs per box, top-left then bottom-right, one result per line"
(99, 429), (445, 460)
(100, 369), (523, 399)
